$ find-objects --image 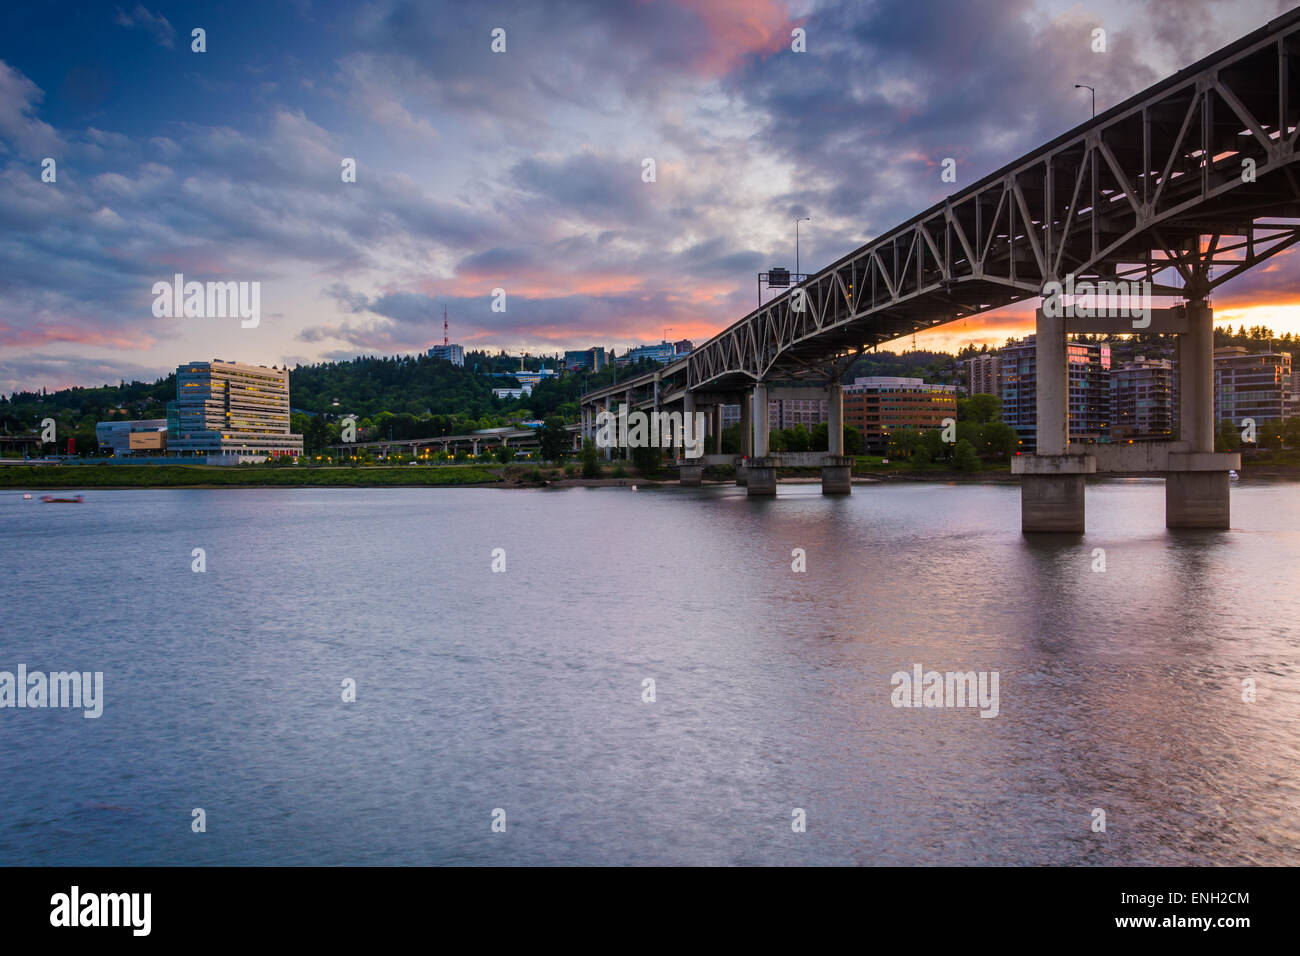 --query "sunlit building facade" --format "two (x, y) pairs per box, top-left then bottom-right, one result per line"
(169, 360), (303, 459)
(842, 377), (958, 453)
